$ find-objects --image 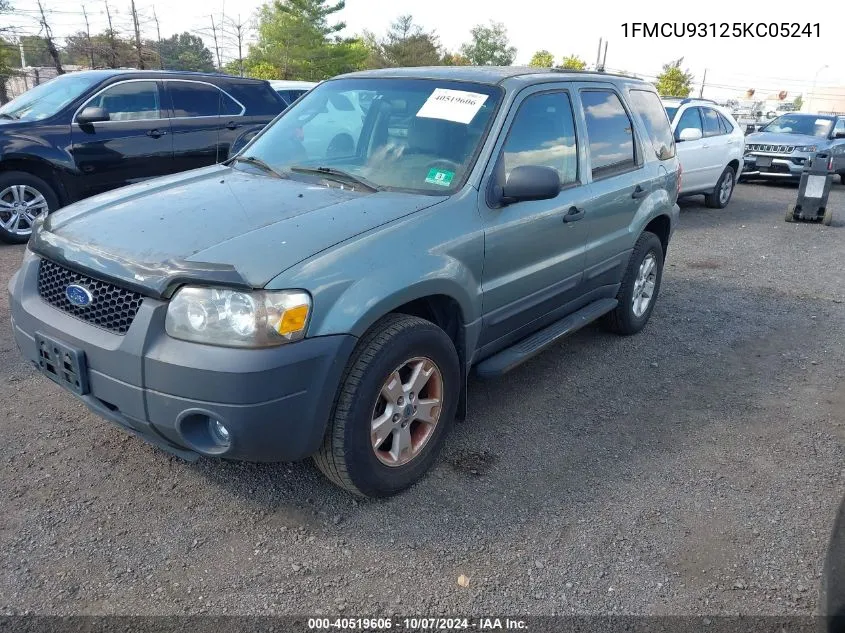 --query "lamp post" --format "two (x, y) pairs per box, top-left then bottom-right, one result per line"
(807, 64), (829, 113)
